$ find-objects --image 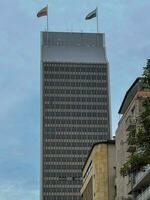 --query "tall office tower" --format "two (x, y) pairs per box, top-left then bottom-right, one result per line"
(41, 32), (111, 200)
